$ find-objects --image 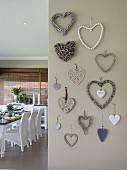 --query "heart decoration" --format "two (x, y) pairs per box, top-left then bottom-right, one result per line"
(109, 103), (120, 125)
(53, 122), (61, 130)
(53, 77), (61, 90)
(109, 114), (120, 125)
(51, 12), (75, 36)
(97, 90), (106, 99)
(97, 126), (108, 142)
(58, 97), (75, 113)
(68, 64), (85, 85)
(64, 133), (78, 147)
(54, 41), (75, 62)
(95, 52), (116, 73)
(53, 115), (61, 130)
(78, 23), (104, 50)
(86, 80), (116, 109)
(58, 87), (75, 113)
(78, 111), (91, 134)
